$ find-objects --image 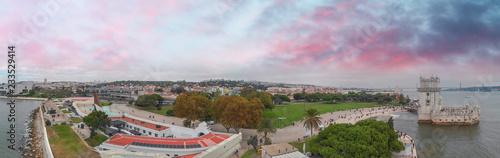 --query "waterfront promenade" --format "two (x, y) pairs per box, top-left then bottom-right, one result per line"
(108, 104), (407, 157)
